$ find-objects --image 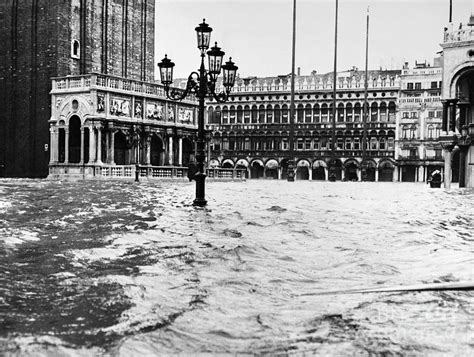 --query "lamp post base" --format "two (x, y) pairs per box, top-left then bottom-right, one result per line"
(193, 198), (208, 207)
(193, 171), (207, 207)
